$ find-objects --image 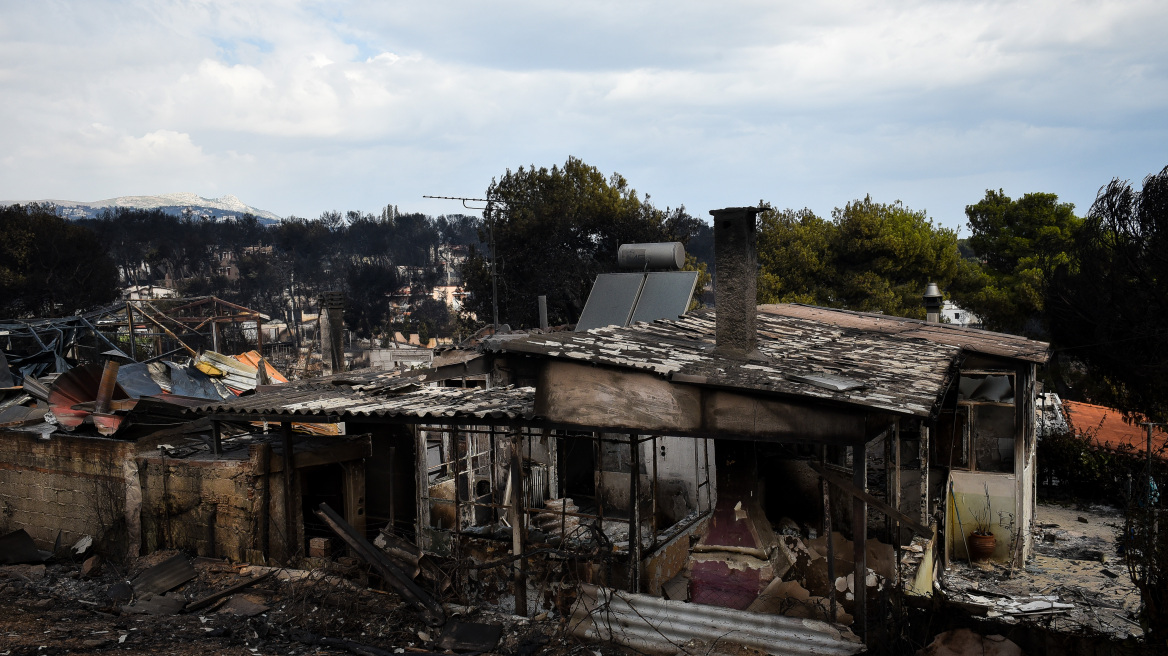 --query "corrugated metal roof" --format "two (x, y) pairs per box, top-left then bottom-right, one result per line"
(1063, 400), (1168, 457)
(571, 584), (863, 655)
(194, 384), (534, 421)
(485, 309), (963, 417)
(761, 304), (1050, 364)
